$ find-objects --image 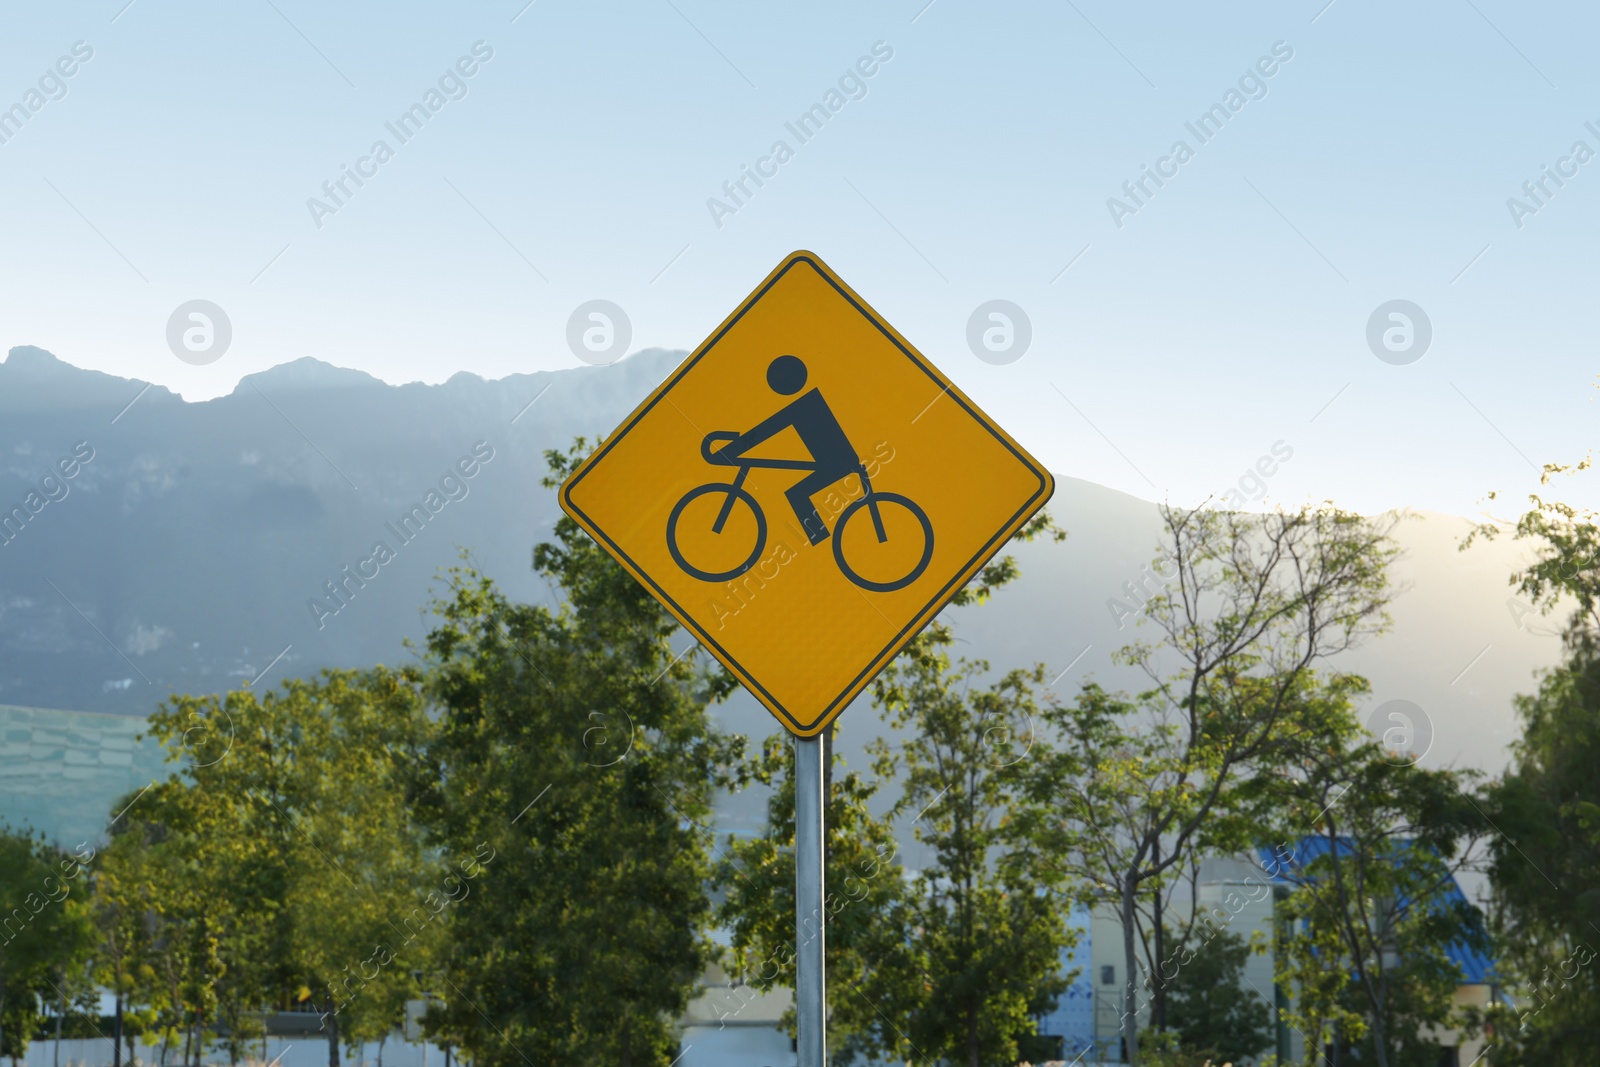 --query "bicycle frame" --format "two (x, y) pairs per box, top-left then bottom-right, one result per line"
(703, 431), (889, 543)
